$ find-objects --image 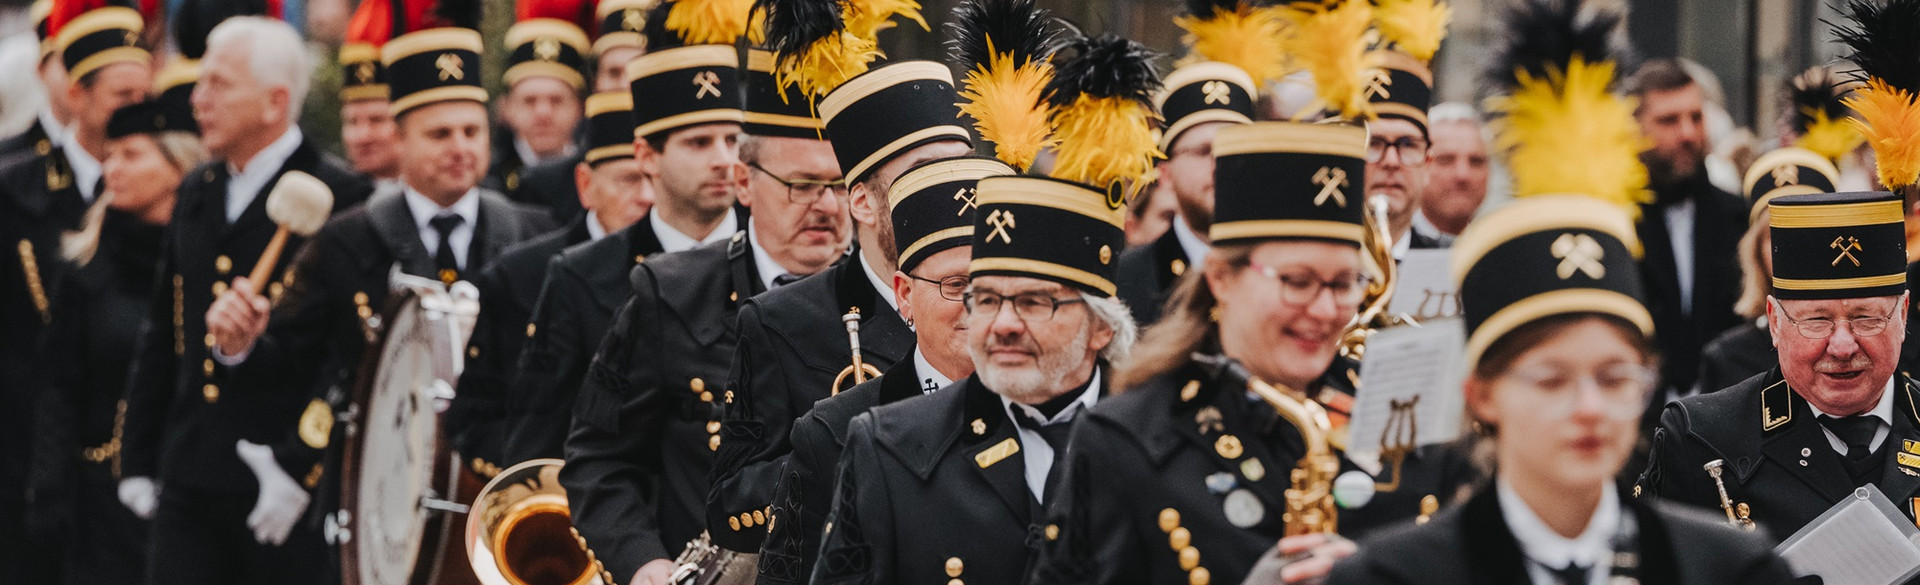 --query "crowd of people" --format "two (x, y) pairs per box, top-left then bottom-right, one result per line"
(3, 0), (1919, 583)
